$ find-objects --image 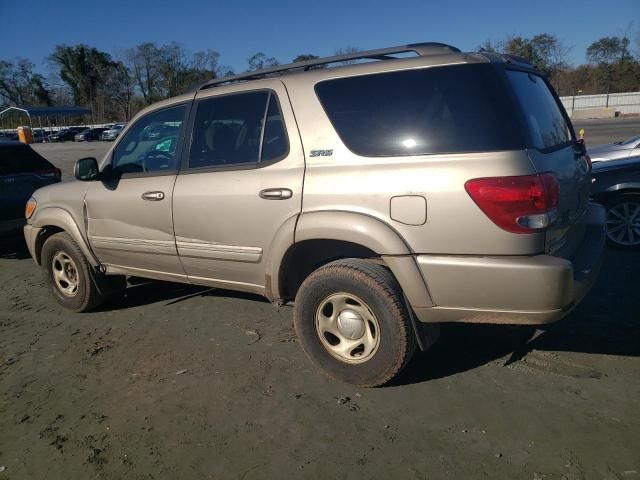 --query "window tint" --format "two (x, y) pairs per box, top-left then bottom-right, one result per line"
(261, 94), (289, 162)
(0, 144), (54, 174)
(112, 104), (186, 174)
(190, 92), (266, 168)
(315, 64), (525, 157)
(189, 91), (288, 168)
(506, 70), (571, 150)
